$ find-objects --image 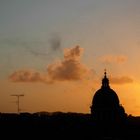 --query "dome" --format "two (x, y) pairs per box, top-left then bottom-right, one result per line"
(91, 71), (120, 111)
(92, 88), (119, 109)
(90, 70), (126, 122)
